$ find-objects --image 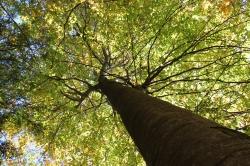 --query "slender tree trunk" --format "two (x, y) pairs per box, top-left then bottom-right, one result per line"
(99, 78), (250, 166)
